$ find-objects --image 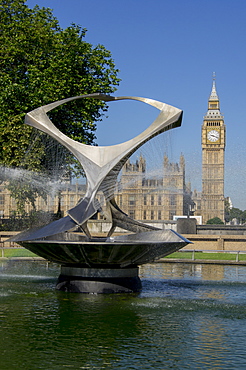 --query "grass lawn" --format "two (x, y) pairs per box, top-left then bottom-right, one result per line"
(1, 248), (246, 262)
(1, 248), (38, 258)
(166, 251), (246, 261)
